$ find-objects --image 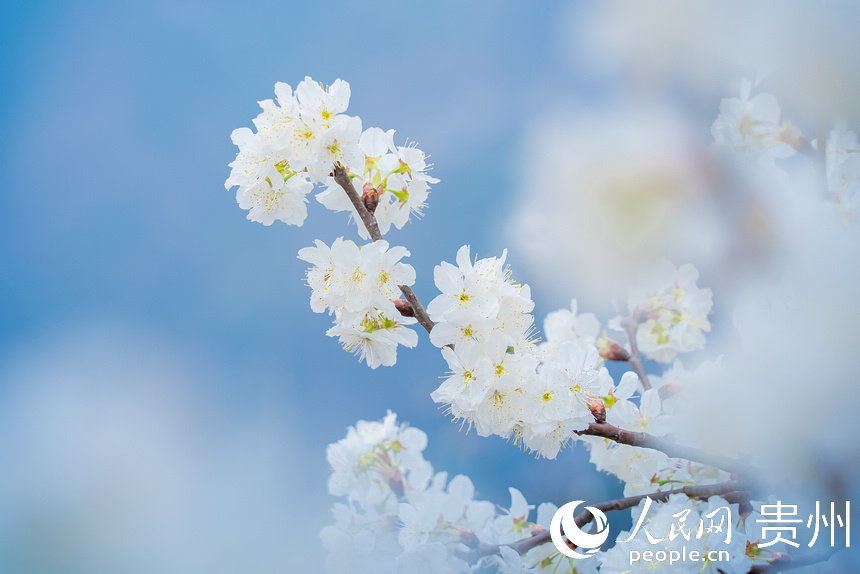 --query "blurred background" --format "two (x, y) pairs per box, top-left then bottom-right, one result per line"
(1, 1), (859, 572)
